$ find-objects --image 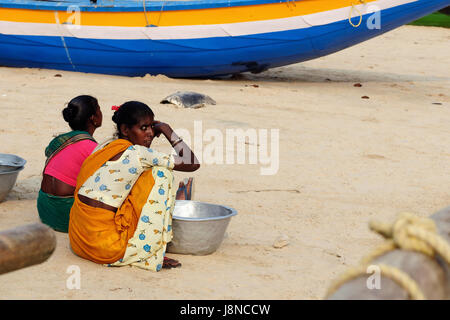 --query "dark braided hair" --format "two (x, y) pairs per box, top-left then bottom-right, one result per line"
(62, 95), (99, 131)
